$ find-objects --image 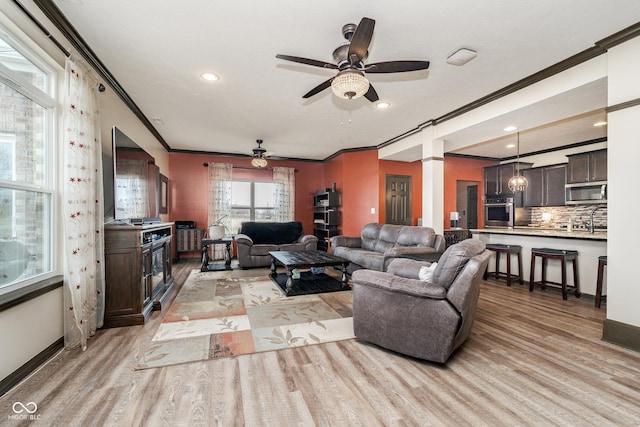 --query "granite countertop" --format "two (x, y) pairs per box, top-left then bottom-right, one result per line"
(470, 227), (607, 241)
